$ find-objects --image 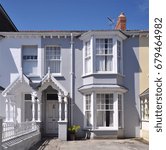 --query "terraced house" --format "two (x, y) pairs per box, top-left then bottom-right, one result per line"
(0, 6), (149, 150)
